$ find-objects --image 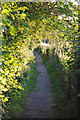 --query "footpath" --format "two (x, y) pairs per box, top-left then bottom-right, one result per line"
(21, 52), (53, 118)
